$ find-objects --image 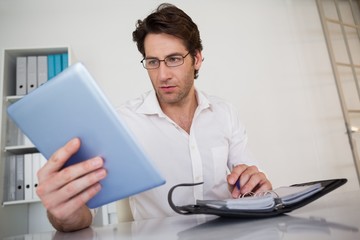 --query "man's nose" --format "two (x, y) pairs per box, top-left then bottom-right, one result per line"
(157, 61), (172, 80)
